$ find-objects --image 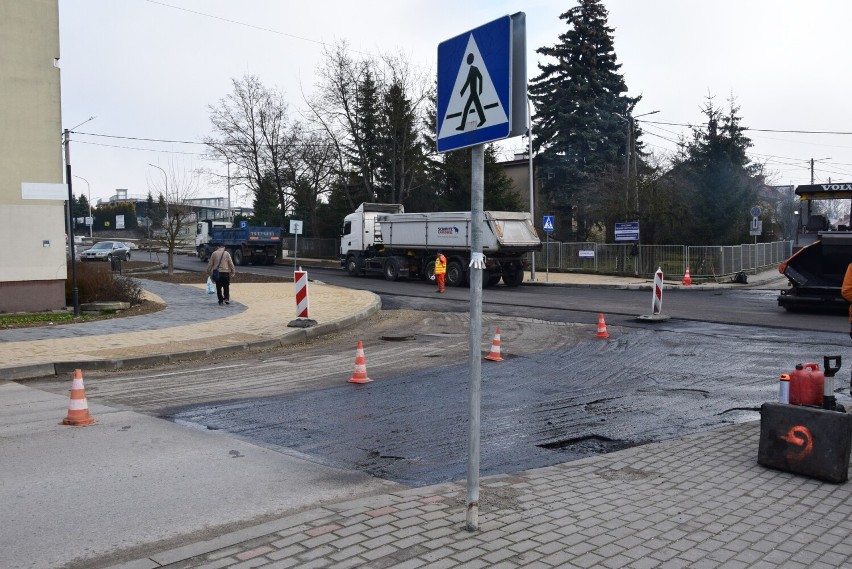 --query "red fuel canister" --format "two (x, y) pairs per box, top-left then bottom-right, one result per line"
(789, 362), (824, 406)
